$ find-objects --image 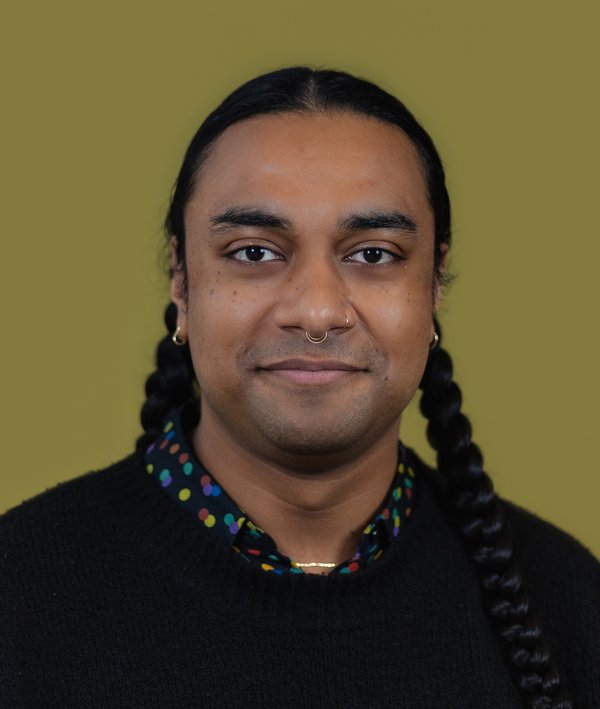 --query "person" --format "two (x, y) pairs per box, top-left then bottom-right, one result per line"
(1, 67), (598, 709)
